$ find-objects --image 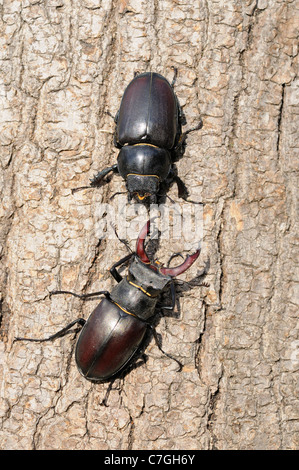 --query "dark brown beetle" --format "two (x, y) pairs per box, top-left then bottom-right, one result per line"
(73, 71), (202, 203)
